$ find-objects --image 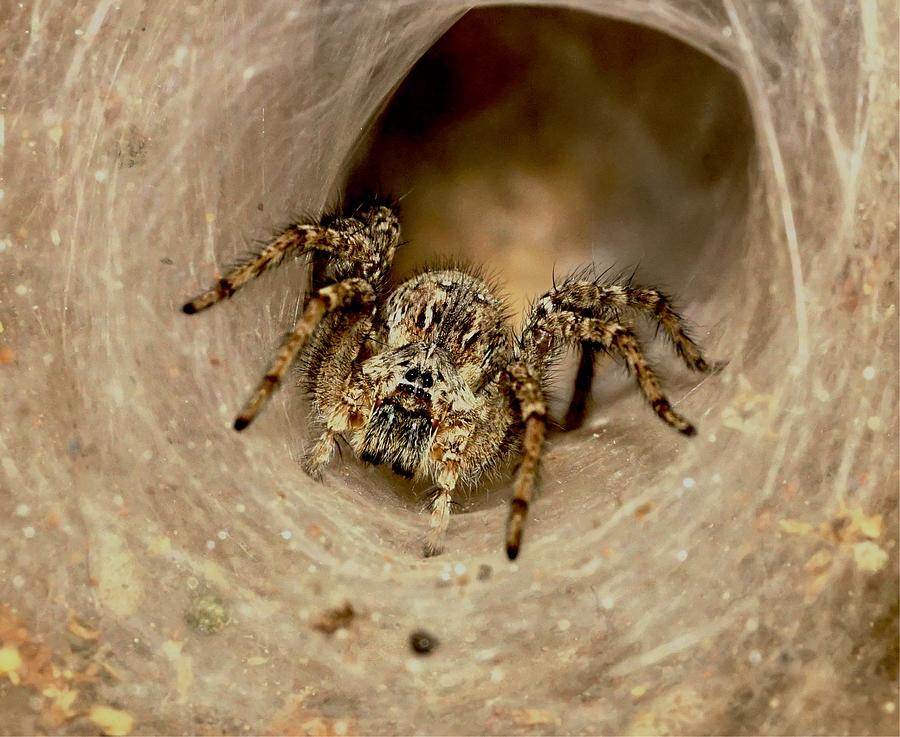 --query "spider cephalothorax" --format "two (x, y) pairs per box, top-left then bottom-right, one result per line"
(356, 342), (474, 478)
(183, 202), (715, 558)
